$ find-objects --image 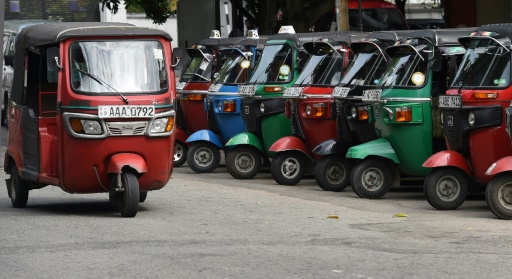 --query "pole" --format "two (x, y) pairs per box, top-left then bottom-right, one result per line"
(358, 0), (363, 31)
(0, 0), (4, 146)
(336, 0), (349, 31)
